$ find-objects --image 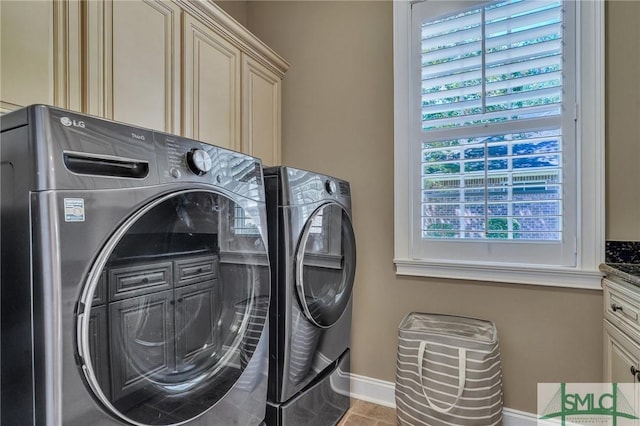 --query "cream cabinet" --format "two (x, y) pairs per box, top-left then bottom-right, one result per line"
(0, 0), (81, 113)
(604, 320), (640, 383)
(0, 0), (288, 165)
(84, 0), (182, 134)
(0, 0), (54, 112)
(179, 1), (287, 163)
(242, 54), (282, 166)
(182, 12), (241, 151)
(603, 278), (640, 384)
